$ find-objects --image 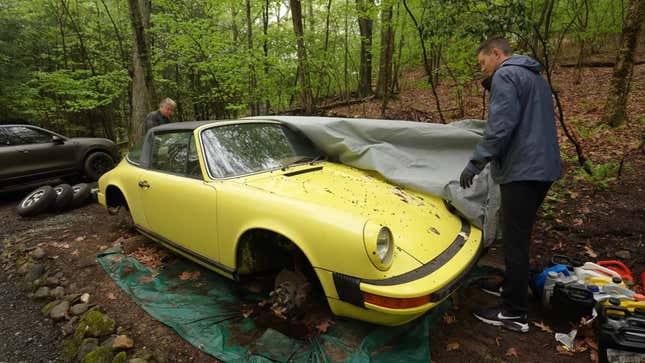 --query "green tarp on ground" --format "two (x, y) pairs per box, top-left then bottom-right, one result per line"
(97, 245), (446, 362)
